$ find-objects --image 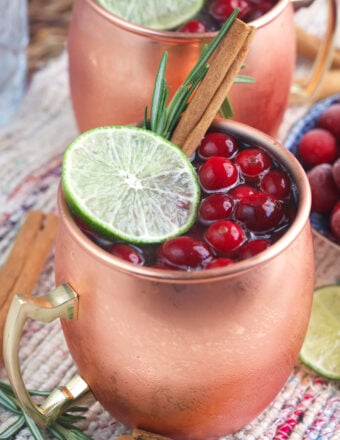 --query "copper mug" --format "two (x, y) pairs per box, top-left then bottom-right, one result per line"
(68, 0), (337, 137)
(4, 120), (314, 440)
